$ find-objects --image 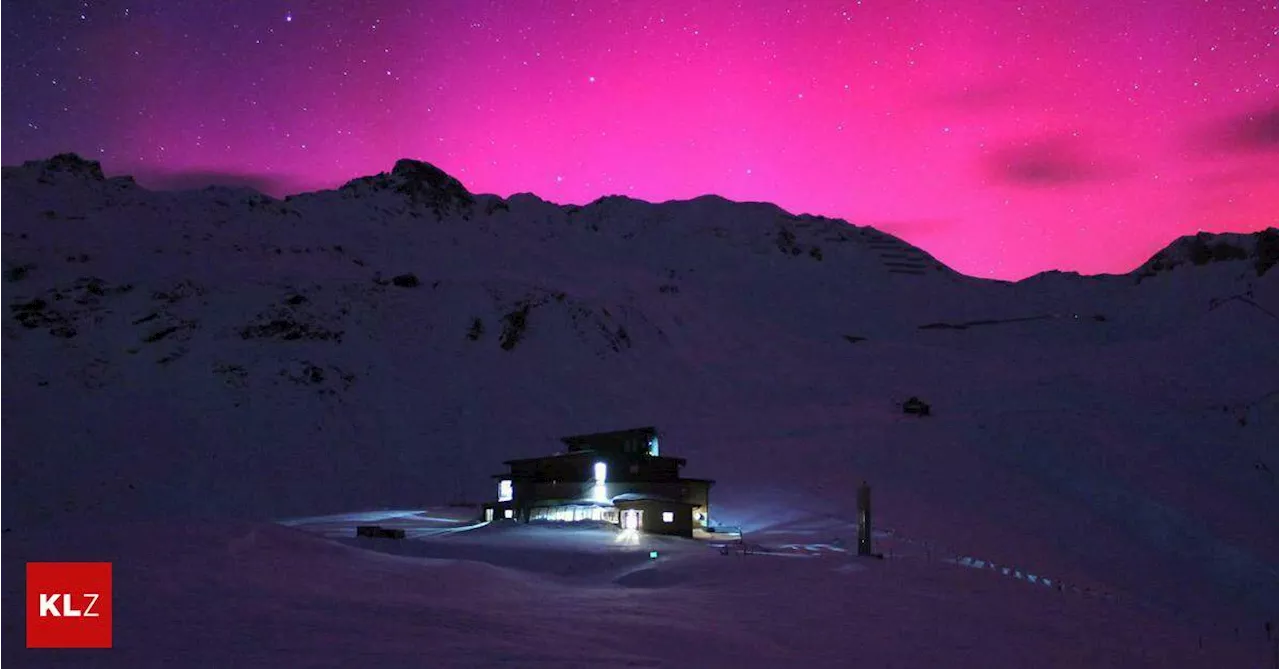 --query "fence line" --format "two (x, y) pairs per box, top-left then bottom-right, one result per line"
(872, 526), (1275, 648)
